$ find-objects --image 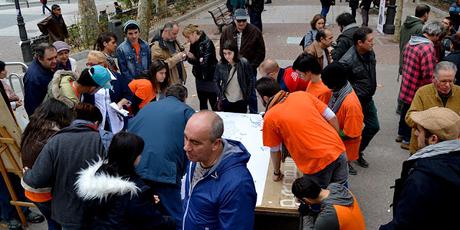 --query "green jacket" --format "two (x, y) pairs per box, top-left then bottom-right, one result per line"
(405, 83), (460, 153)
(45, 70), (79, 108)
(399, 16), (424, 74)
